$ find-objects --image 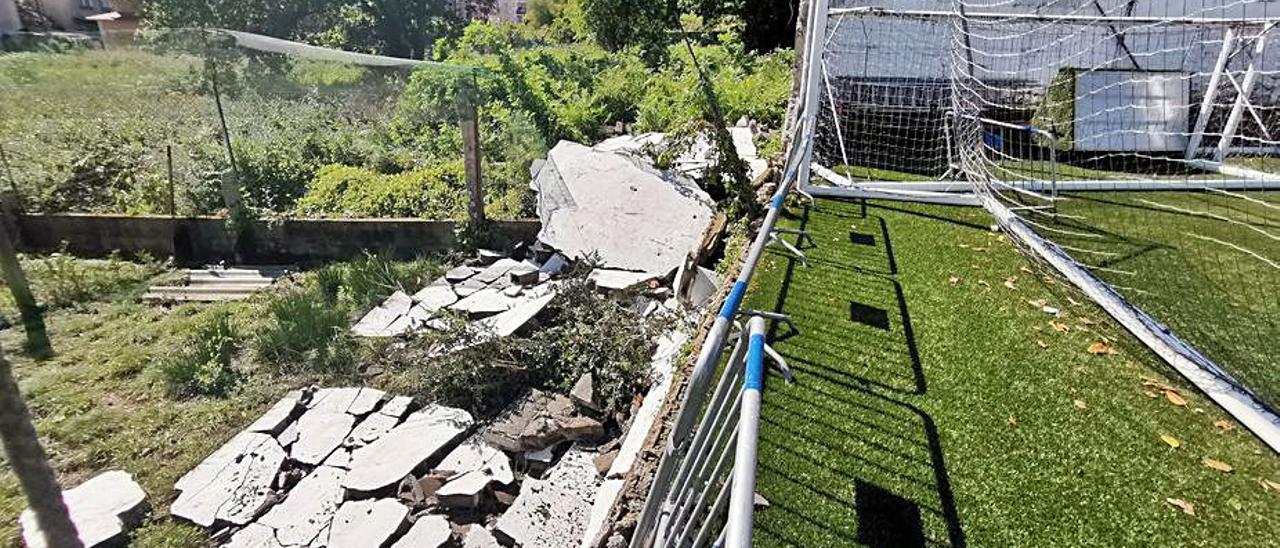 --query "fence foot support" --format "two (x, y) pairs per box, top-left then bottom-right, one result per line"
(767, 232), (809, 267)
(772, 227), (815, 248)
